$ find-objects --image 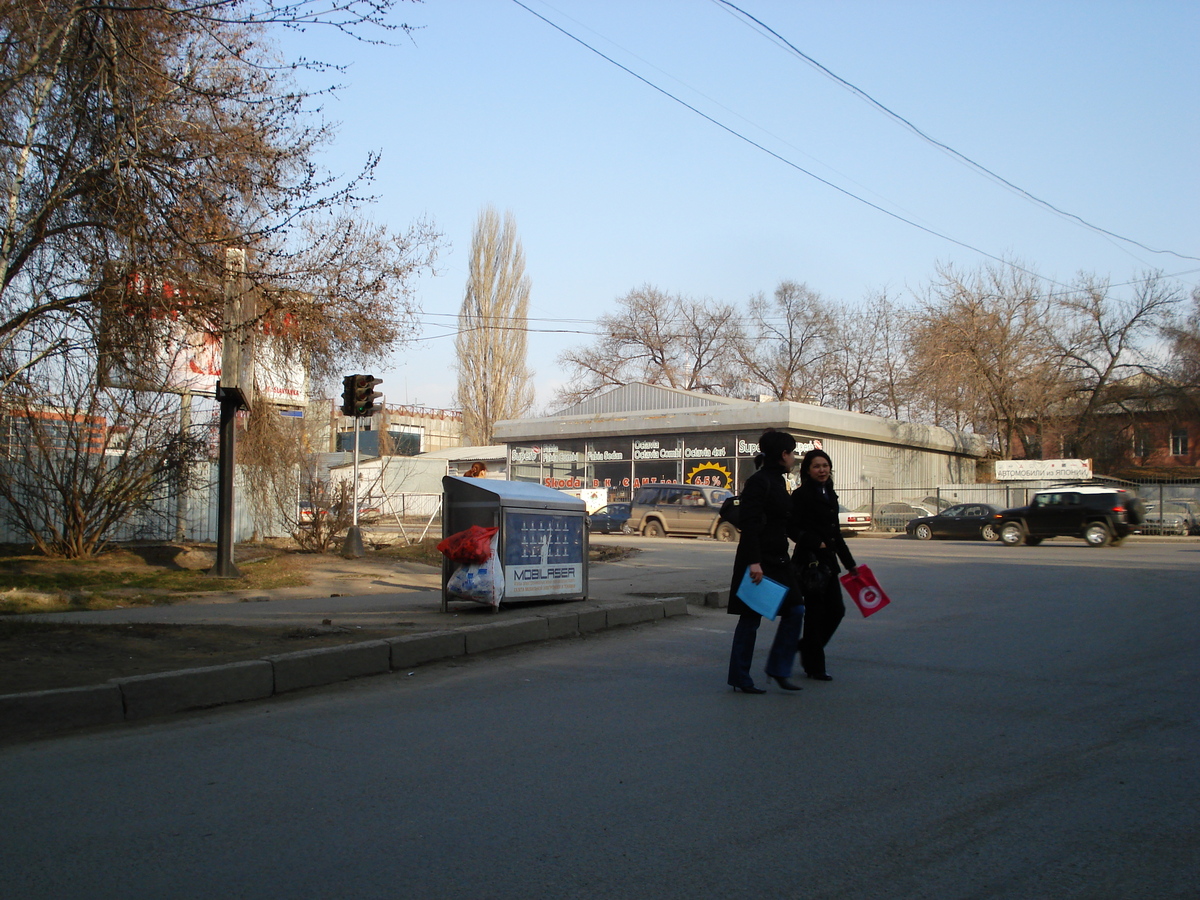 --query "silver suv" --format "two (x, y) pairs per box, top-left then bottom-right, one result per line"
(629, 483), (737, 541)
